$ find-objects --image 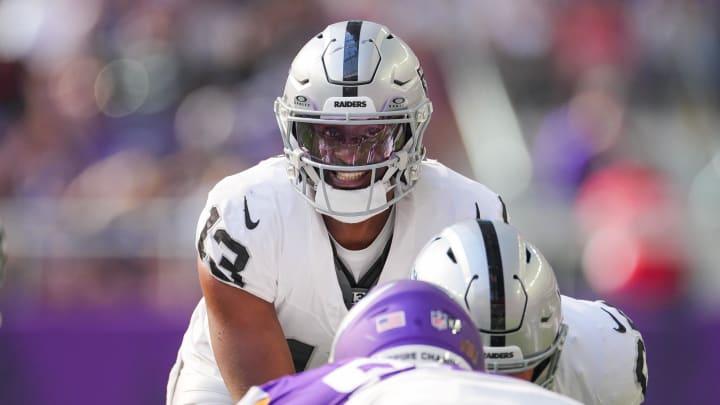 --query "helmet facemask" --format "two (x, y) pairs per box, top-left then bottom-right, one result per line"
(276, 101), (430, 222)
(484, 323), (569, 388)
